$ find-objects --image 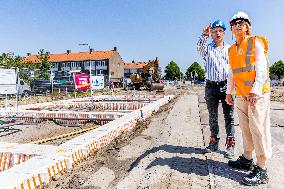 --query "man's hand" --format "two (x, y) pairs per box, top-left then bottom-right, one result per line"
(203, 23), (212, 37)
(225, 94), (233, 105)
(247, 93), (258, 105)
